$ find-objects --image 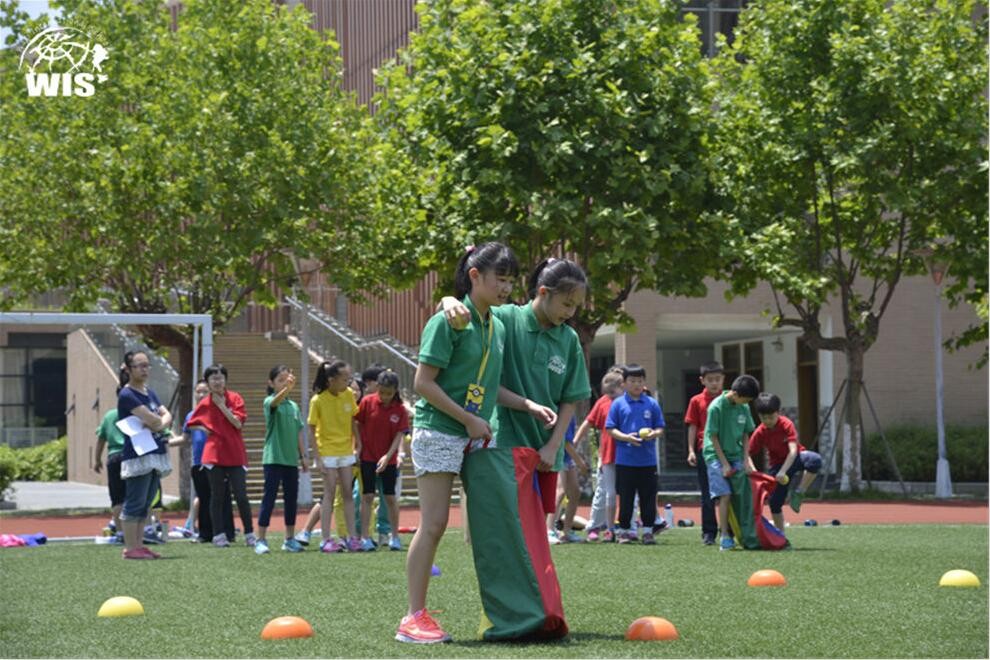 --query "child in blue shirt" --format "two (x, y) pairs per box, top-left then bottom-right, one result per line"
(605, 364), (665, 545)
